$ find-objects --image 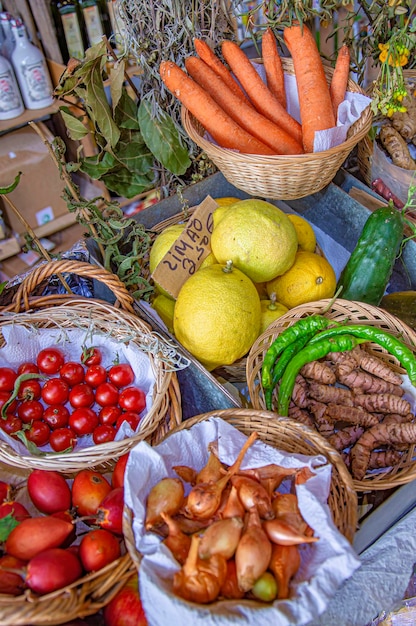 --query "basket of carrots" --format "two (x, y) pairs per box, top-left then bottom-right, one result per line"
(160, 25), (372, 200)
(0, 259), (184, 473)
(122, 409), (359, 624)
(246, 298), (416, 492)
